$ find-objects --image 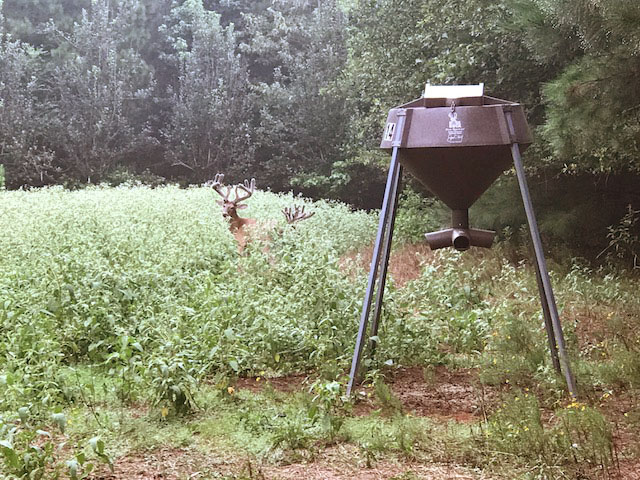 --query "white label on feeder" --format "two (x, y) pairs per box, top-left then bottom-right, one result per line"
(424, 83), (484, 98)
(446, 111), (465, 143)
(384, 122), (396, 142)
